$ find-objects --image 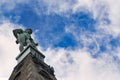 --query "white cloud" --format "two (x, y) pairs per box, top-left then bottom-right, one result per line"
(105, 0), (120, 36)
(0, 21), (22, 80)
(75, 0), (120, 36)
(44, 48), (120, 80)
